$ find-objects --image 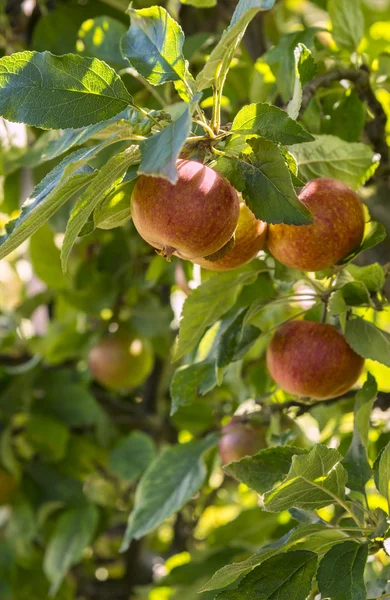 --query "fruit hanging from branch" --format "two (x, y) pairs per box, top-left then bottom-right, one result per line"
(266, 320), (365, 401)
(267, 178), (365, 272)
(131, 159), (240, 260)
(193, 203), (267, 271)
(218, 416), (267, 464)
(88, 334), (154, 391)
